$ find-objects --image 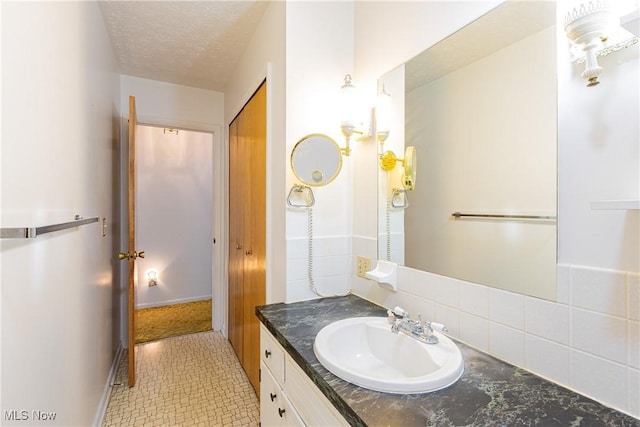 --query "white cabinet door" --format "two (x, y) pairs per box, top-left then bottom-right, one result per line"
(261, 362), (305, 427)
(278, 387), (306, 427)
(261, 362), (283, 427)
